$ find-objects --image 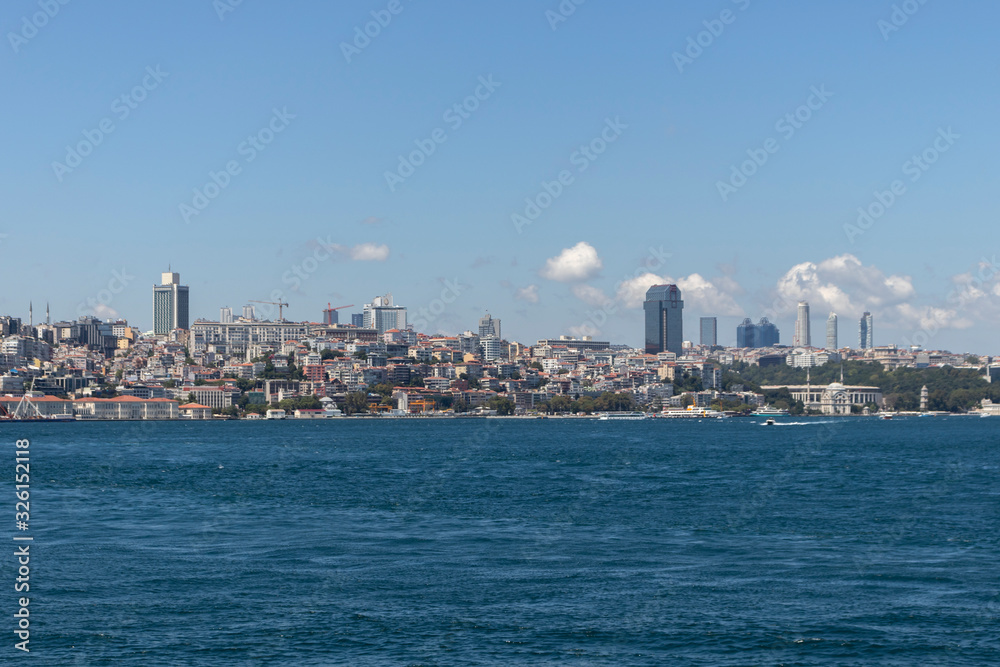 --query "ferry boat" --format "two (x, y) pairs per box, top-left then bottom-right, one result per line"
(598, 412), (649, 421)
(659, 406), (727, 419)
(751, 406), (789, 416)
